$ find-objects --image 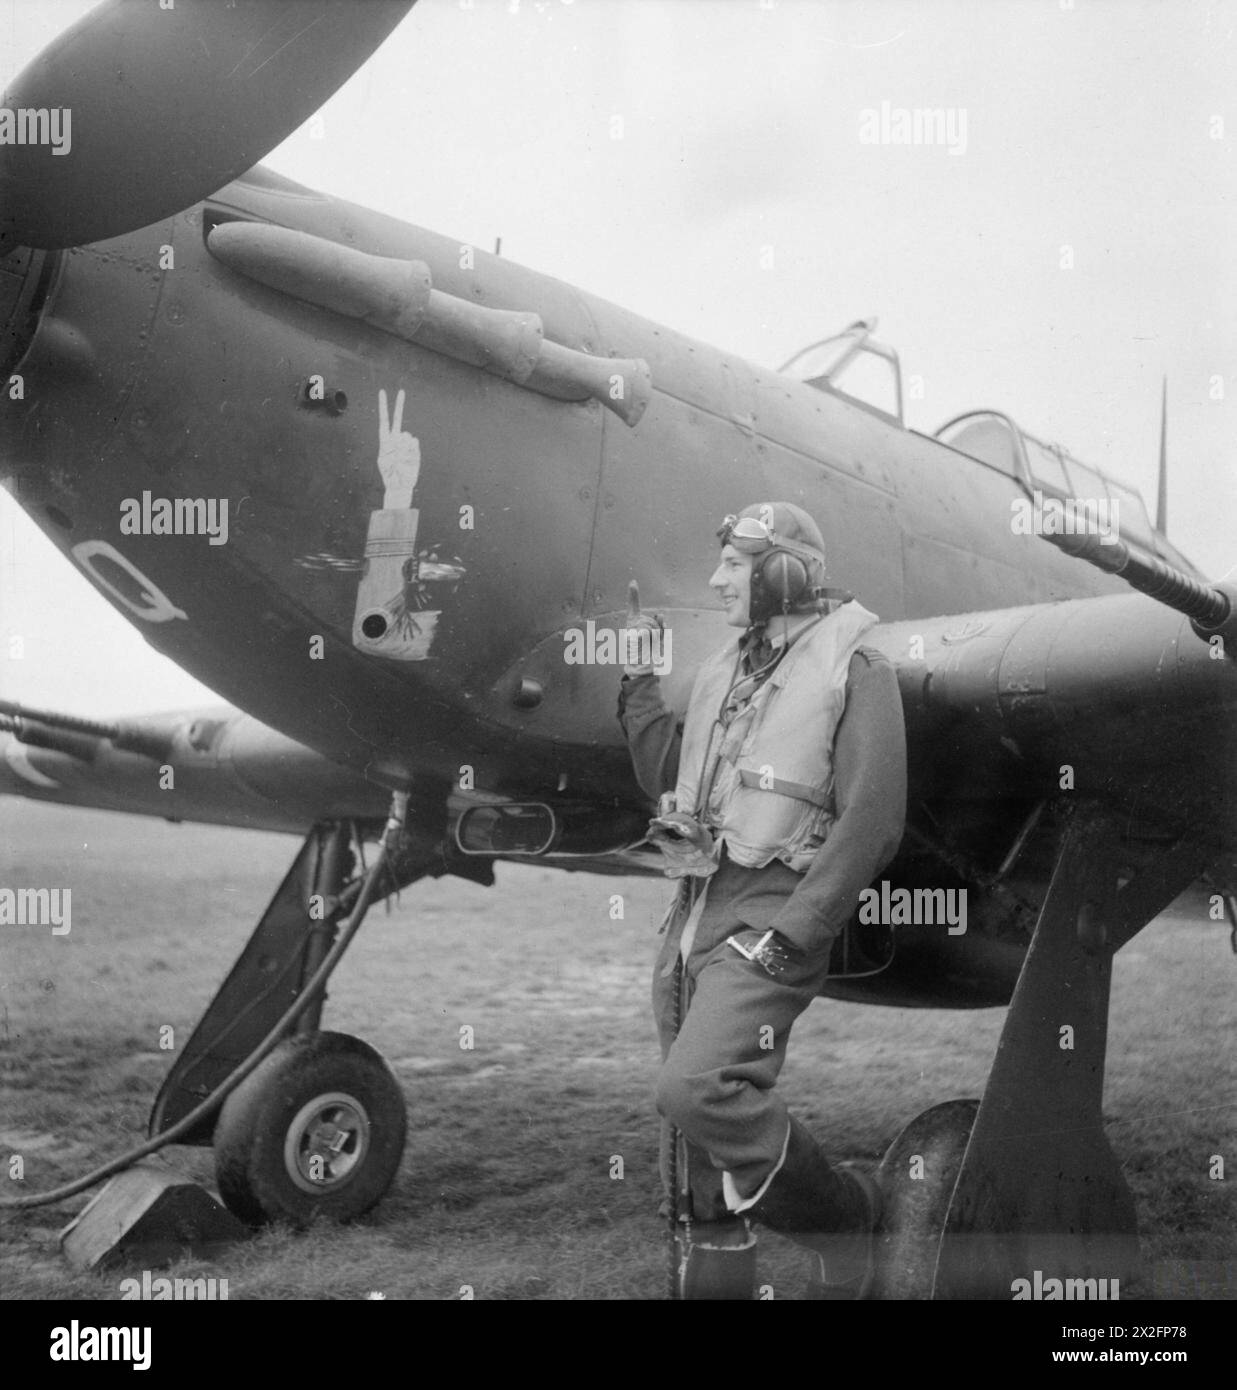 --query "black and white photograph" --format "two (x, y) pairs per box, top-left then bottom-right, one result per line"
(0, 0), (1233, 1341)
